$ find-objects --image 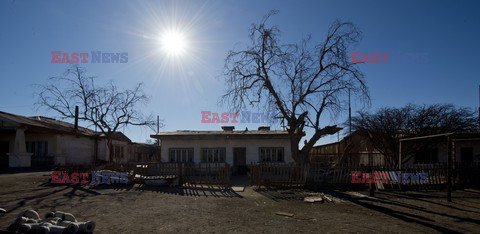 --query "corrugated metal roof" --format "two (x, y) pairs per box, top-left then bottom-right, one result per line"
(151, 130), (289, 140)
(0, 111), (94, 136)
